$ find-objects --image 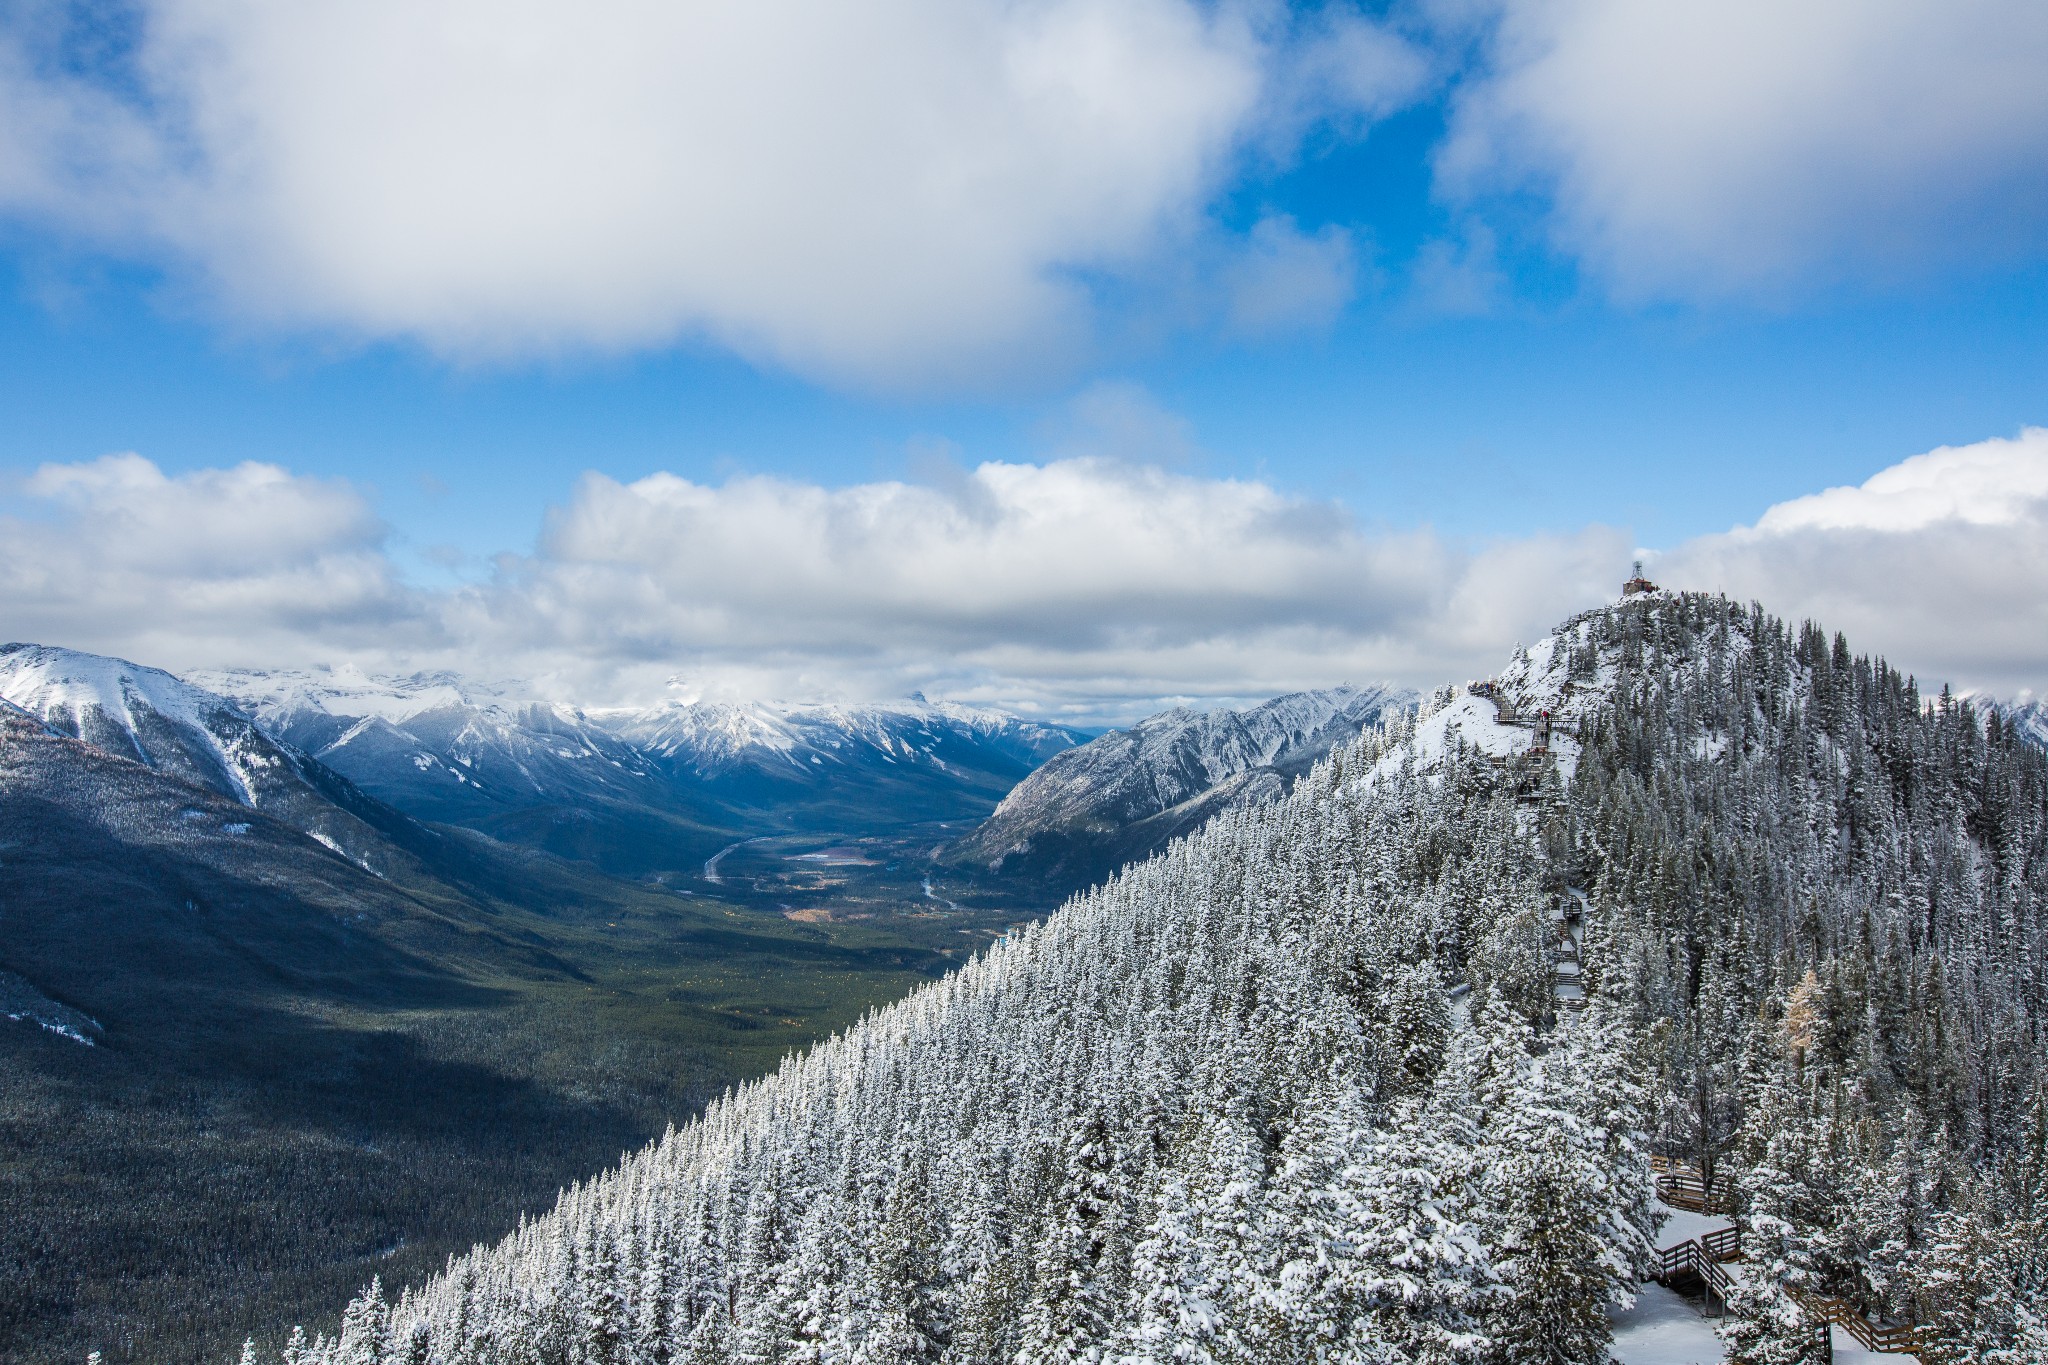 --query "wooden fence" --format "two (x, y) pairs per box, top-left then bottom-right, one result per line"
(1649, 1154), (1736, 1214)
(1789, 1288), (1933, 1356)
